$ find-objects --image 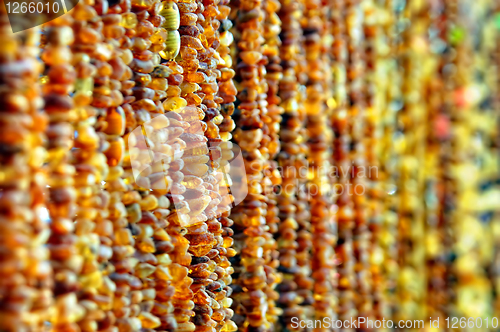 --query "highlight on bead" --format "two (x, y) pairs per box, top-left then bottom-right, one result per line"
(127, 113), (248, 223)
